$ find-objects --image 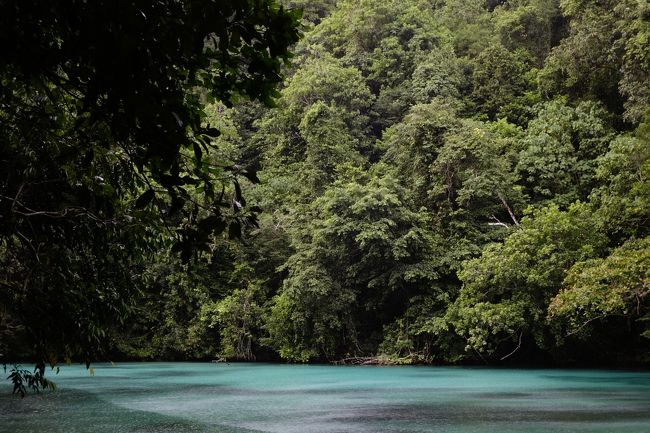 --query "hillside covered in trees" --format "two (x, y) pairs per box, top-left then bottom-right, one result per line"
(2, 0), (650, 378)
